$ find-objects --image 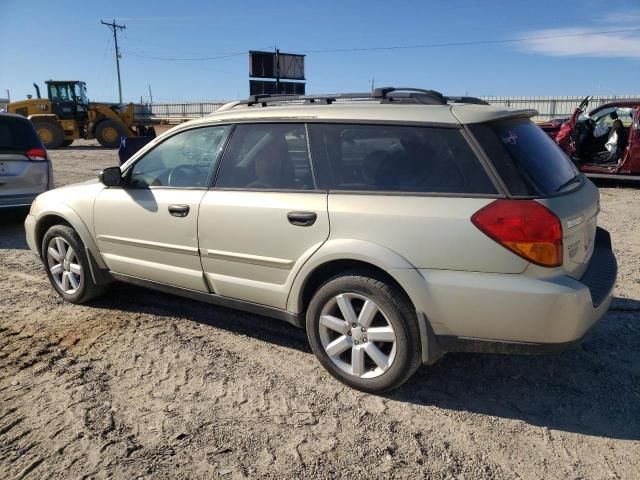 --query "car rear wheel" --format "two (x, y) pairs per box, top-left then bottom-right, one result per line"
(42, 224), (108, 303)
(306, 270), (422, 393)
